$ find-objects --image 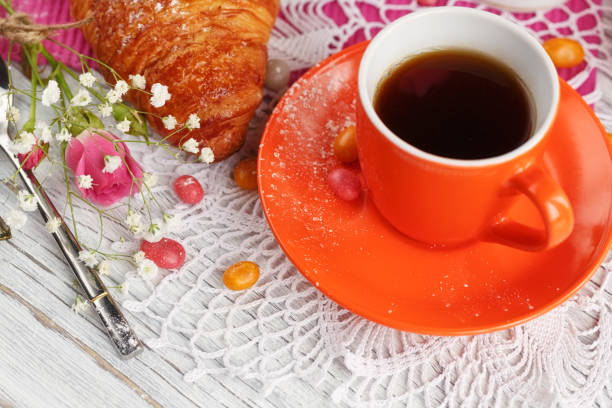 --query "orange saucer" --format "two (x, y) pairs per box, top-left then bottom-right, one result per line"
(257, 42), (612, 335)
